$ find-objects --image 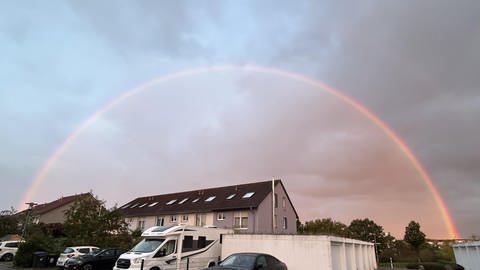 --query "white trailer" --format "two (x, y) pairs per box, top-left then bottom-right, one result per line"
(222, 234), (377, 270)
(114, 225), (231, 270)
(452, 241), (480, 270)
